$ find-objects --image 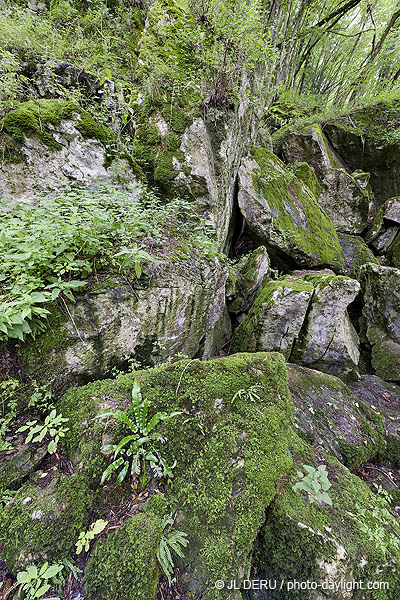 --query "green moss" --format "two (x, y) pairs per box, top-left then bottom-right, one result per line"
(164, 132), (181, 152)
(293, 161), (321, 199)
(0, 474), (92, 571)
(161, 104), (186, 133)
(379, 435), (400, 466)
(153, 150), (178, 182)
(2, 99), (111, 153)
(85, 512), (162, 600)
(250, 146), (344, 270)
(254, 431), (400, 599)
(53, 353), (293, 597)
